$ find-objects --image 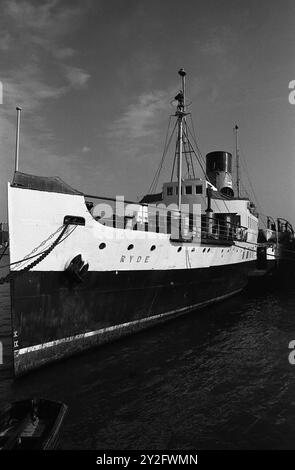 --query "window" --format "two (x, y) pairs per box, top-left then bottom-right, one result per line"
(167, 211), (172, 234)
(196, 185), (202, 194)
(167, 186), (173, 196)
(185, 185), (192, 195)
